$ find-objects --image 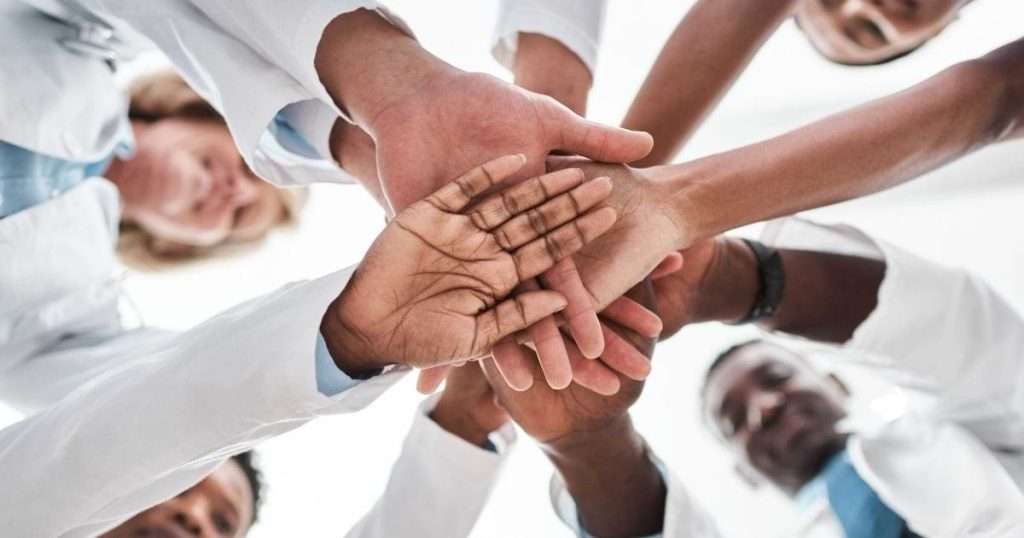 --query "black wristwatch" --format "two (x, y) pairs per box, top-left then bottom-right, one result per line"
(733, 239), (785, 324)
